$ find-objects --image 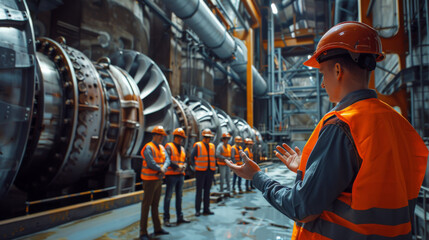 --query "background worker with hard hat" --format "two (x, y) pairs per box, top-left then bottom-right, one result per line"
(243, 138), (254, 192)
(163, 128), (191, 227)
(139, 126), (171, 240)
(190, 128), (216, 216)
(226, 21), (428, 239)
(216, 132), (232, 196)
(231, 136), (244, 194)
